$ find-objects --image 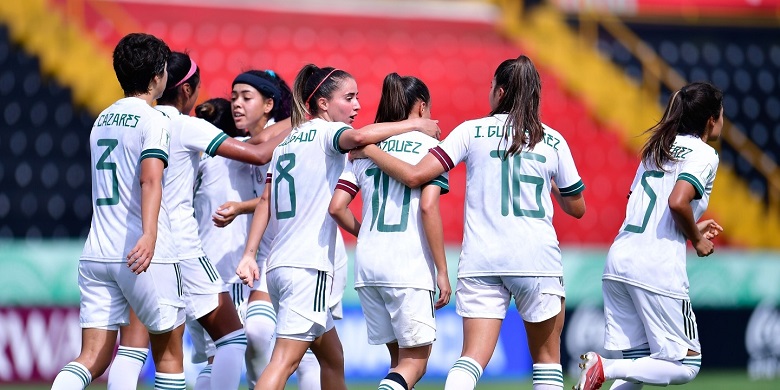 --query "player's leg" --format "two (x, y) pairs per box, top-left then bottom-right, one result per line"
(108, 308), (150, 390)
(53, 261), (126, 389)
(244, 270), (277, 389)
(309, 326), (347, 390)
(182, 256), (246, 390)
(444, 277), (507, 390)
(512, 276), (566, 390)
(187, 318), (215, 390)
